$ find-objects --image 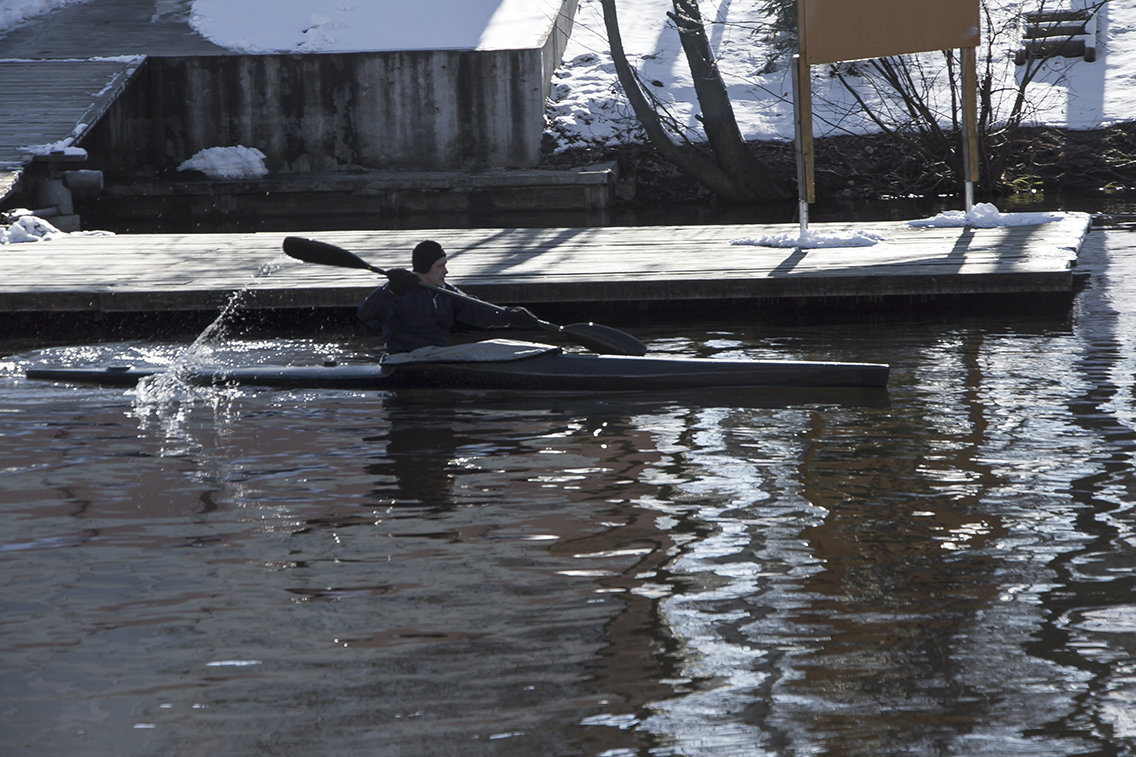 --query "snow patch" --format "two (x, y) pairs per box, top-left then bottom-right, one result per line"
(21, 120), (89, 159)
(732, 229), (884, 249)
(908, 202), (1066, 228)
(177, 146), (269, 180)
(0, 210), (113, 244)
(20, 139), (87, 160)
(0, 212), (63, 243)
